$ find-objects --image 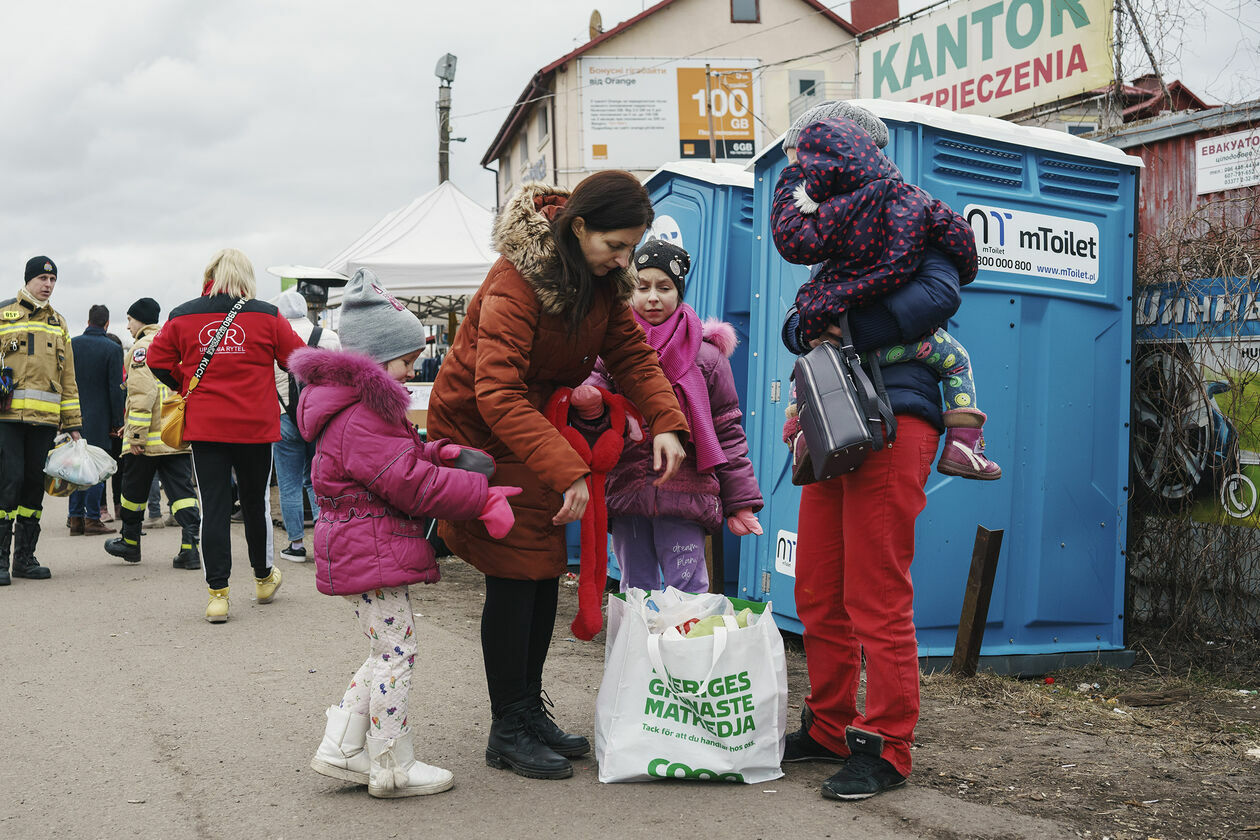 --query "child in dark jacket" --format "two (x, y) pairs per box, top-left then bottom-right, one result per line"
(575, 240), (763, 593)
(773, 104), (1000, 480)
(291, 270), (519, 799)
